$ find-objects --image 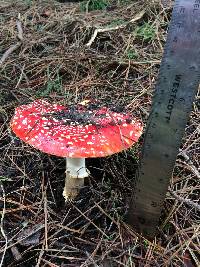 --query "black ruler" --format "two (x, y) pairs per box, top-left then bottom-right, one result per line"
(128, 0), (200, 238)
